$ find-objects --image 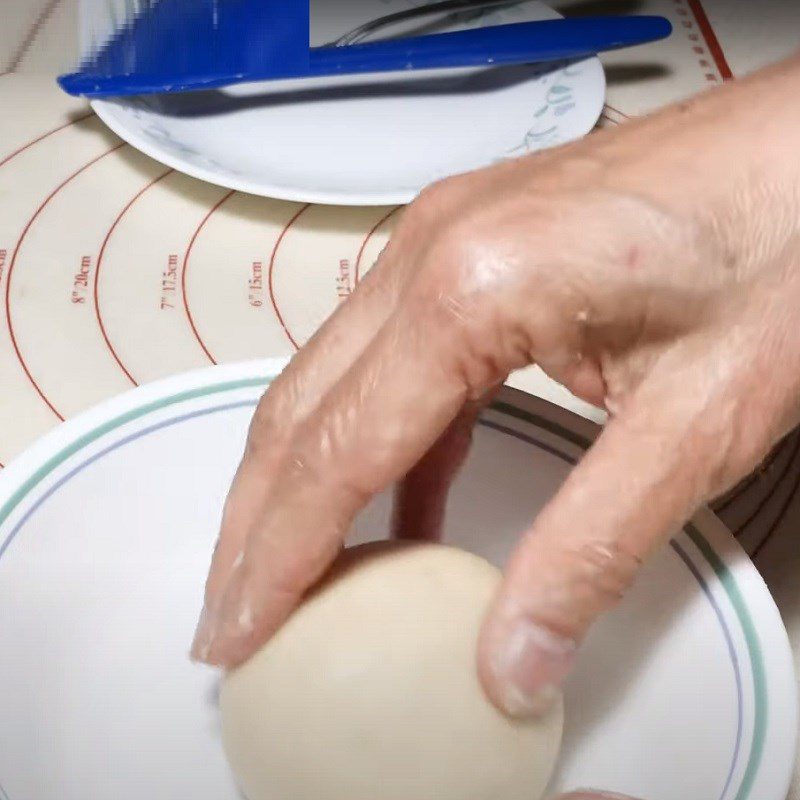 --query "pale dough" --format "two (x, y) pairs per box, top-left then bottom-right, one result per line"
(220, 541), (564, 800)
